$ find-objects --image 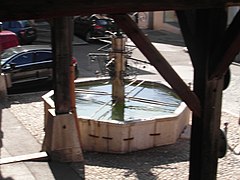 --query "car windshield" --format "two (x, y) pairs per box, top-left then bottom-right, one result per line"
(20, 20), (31, 27)
(1, 47), (23, 65)
(96, 19), (108, 26)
